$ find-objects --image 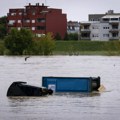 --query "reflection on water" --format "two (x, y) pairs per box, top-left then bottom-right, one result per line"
(54, 92), (101, 98)
(0, 56), (120, 120)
